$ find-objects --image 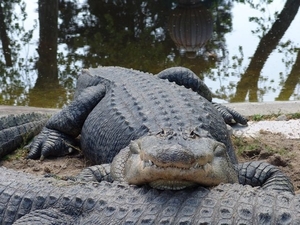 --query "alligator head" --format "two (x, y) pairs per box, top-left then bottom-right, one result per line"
(111, 129), (238, 190)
